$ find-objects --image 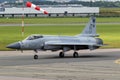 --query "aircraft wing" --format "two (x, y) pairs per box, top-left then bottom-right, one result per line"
(45, 41), (102, 46)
